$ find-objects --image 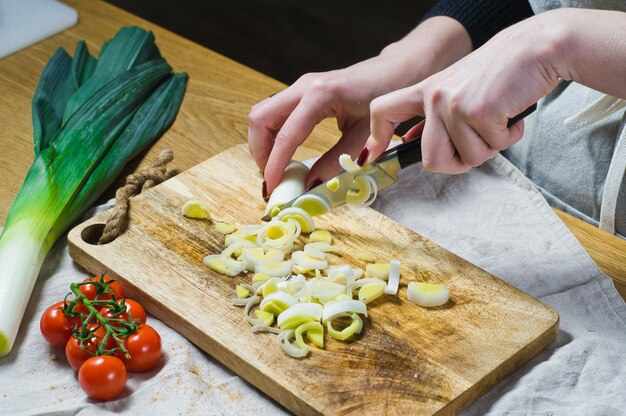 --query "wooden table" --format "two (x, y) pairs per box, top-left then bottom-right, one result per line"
(0, 0), (625, 304)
